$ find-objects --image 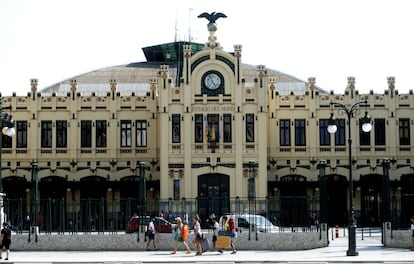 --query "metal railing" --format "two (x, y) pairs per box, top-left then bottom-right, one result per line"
(3, 194), (412, 238)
